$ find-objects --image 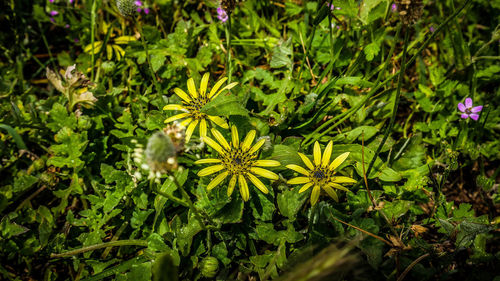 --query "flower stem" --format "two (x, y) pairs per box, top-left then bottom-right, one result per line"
(136, 19), (161, 94)
(225, 14), (232, 83)
(90, 0), (97, 81)
(166, 171), (212, 230)
(364, 26), (410, 181)
(50, 240), (148, 258)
